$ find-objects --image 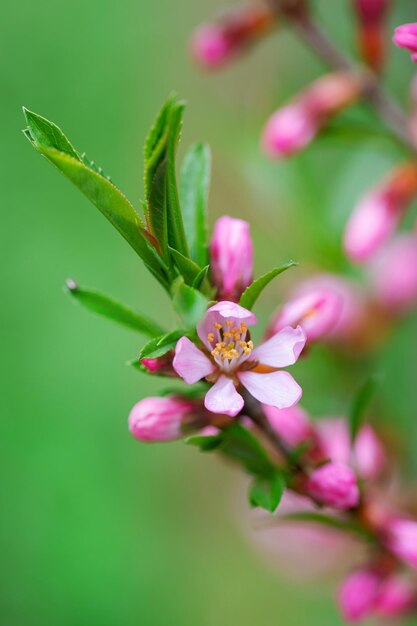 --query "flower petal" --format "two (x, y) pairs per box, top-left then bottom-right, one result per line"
(173, 337), (216, 384)
(252, 325), (306, 368)
(198, 300), (257, 349)
(238, 370), (302, 409)
(204, 375), (244, 417)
